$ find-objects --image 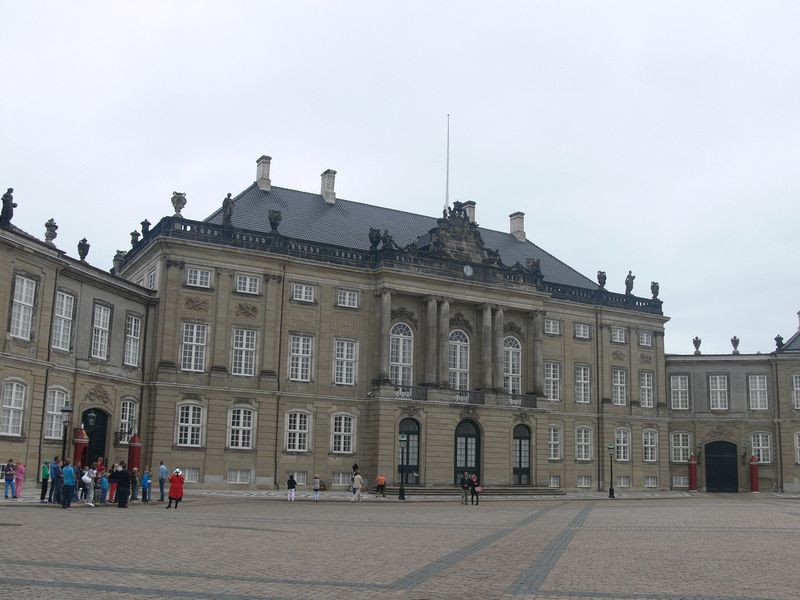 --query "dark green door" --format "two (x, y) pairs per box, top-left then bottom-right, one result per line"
(83, 409), (108, 467)
(705, 441), (738, 492)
